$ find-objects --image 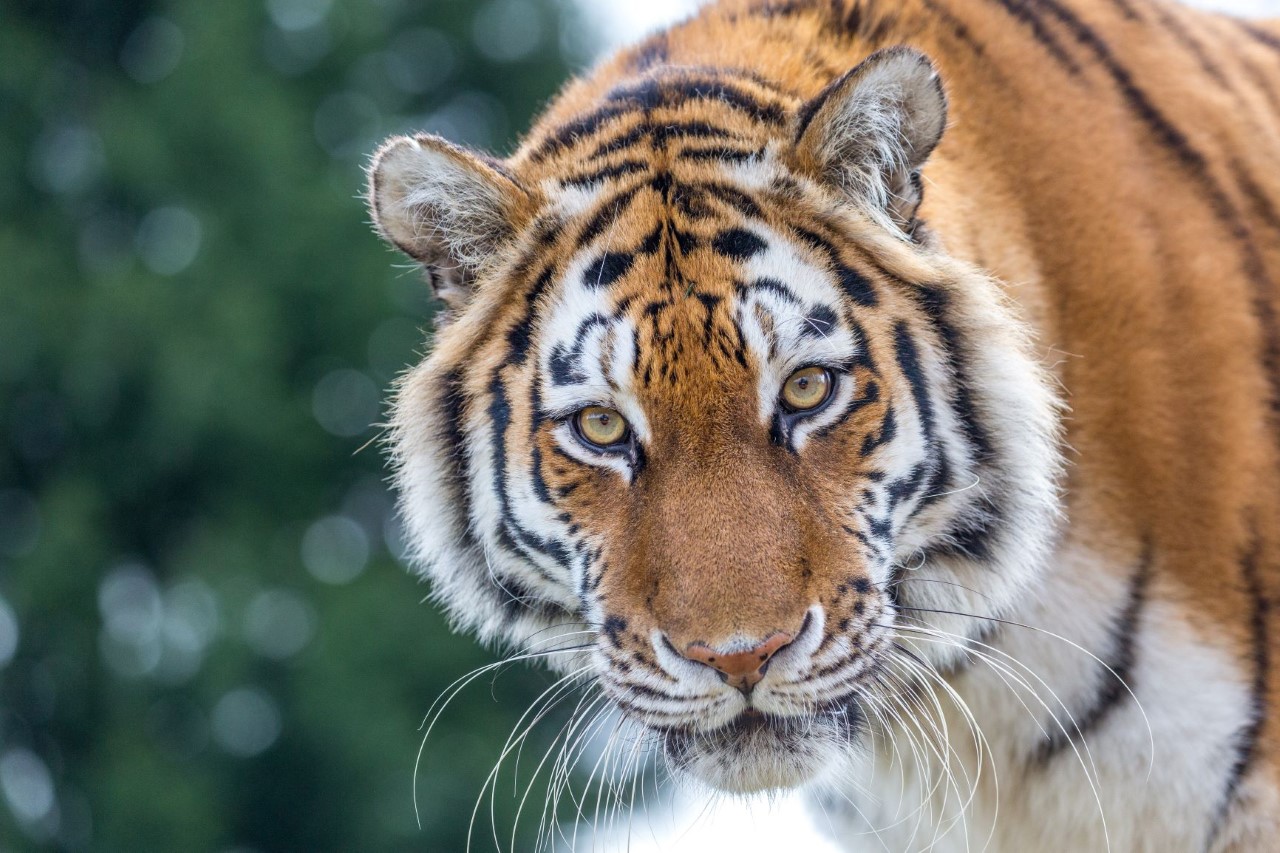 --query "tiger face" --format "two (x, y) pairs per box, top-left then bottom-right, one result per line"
(370, 48), (1062, 793)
